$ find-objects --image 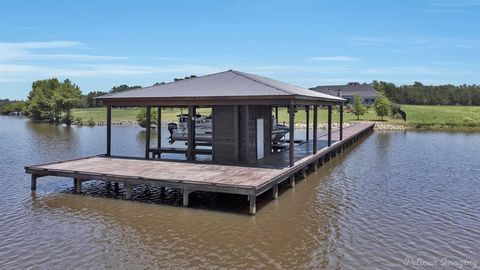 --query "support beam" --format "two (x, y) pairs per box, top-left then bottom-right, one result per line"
(249, 194), (256, 214)
(289, 104), (295, 167)
(125, 183), (132, 199)
(157, 106), (162, 149)
(305, 106), (309, 141)
(313, 105), (318, 154)
(114, 182), (119, 194)
(272, 184), (278, 199)
(233, 105), (239, 163)
(274, 106), (278, 121)
(183, 189), (191, 206)
(31, 175), (37, 190)
(106, 106), (112, 156)
(145, 106), (151, 159)
(75, 178), (82, 193)
(340, 105), (344, 141)
(328, 105), (332, 147)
